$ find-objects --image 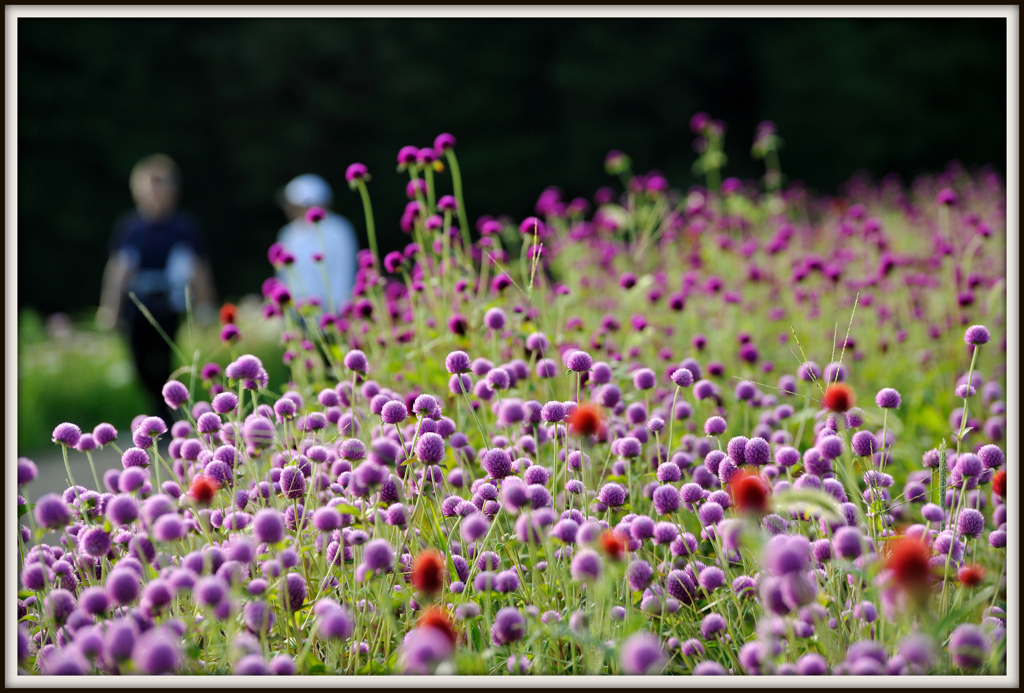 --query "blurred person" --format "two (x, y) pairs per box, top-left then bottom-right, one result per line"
(275, 174), (359, 312)
(97, 153), (216, 412)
